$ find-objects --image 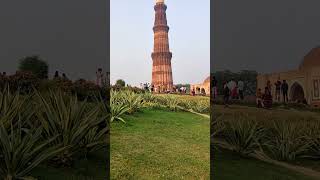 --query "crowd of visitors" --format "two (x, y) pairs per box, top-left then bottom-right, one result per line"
(140, 83), (189, 95)
(221, 78), (246, 107)
(140, 83), (156, 93)
(256, 79), (289, 109)
(212, 75), (295, 109)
